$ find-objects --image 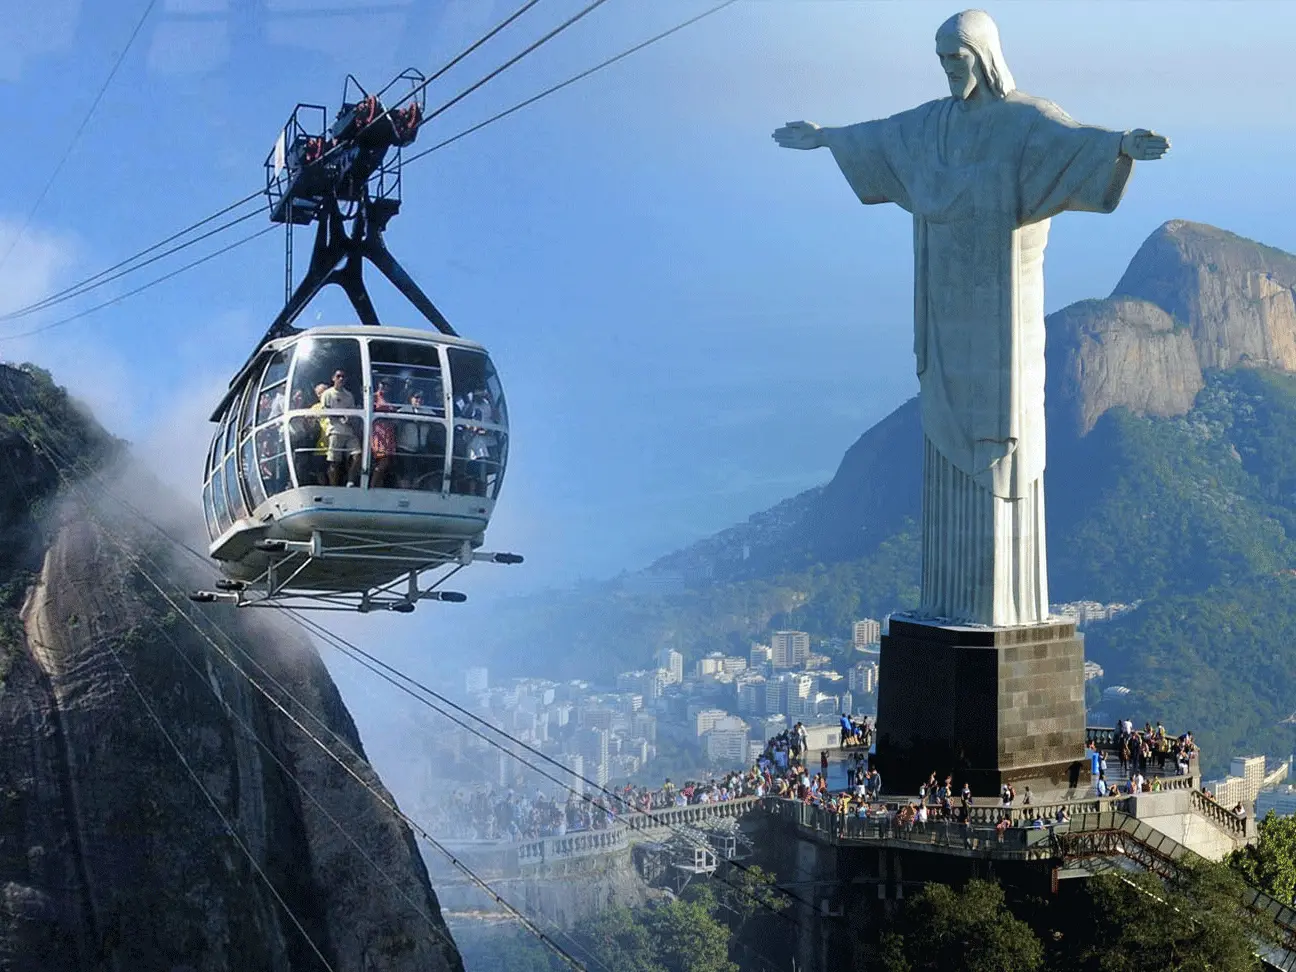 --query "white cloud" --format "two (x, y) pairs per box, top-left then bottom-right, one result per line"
(0, 0), (79, 81)
(0, 219), (80, 318)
